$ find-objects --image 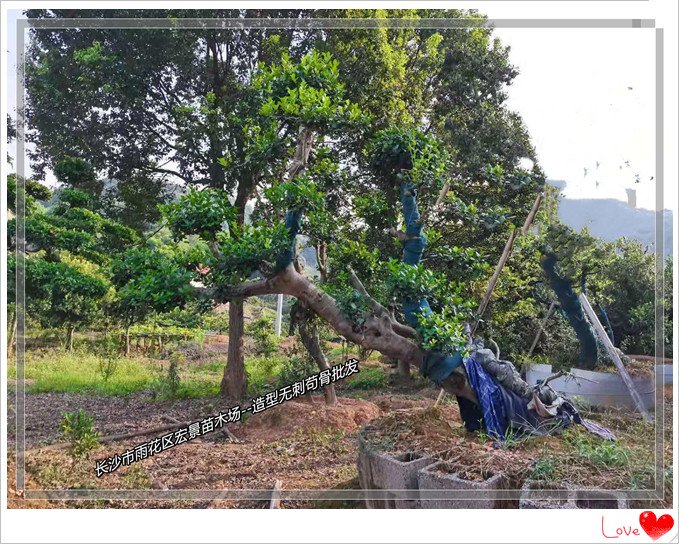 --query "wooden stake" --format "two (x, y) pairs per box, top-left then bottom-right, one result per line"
(579, 293), (652, 422)
(269, 479), (282, 509)
(471, 193), (543, 335)
(472, 228), (518, 335)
